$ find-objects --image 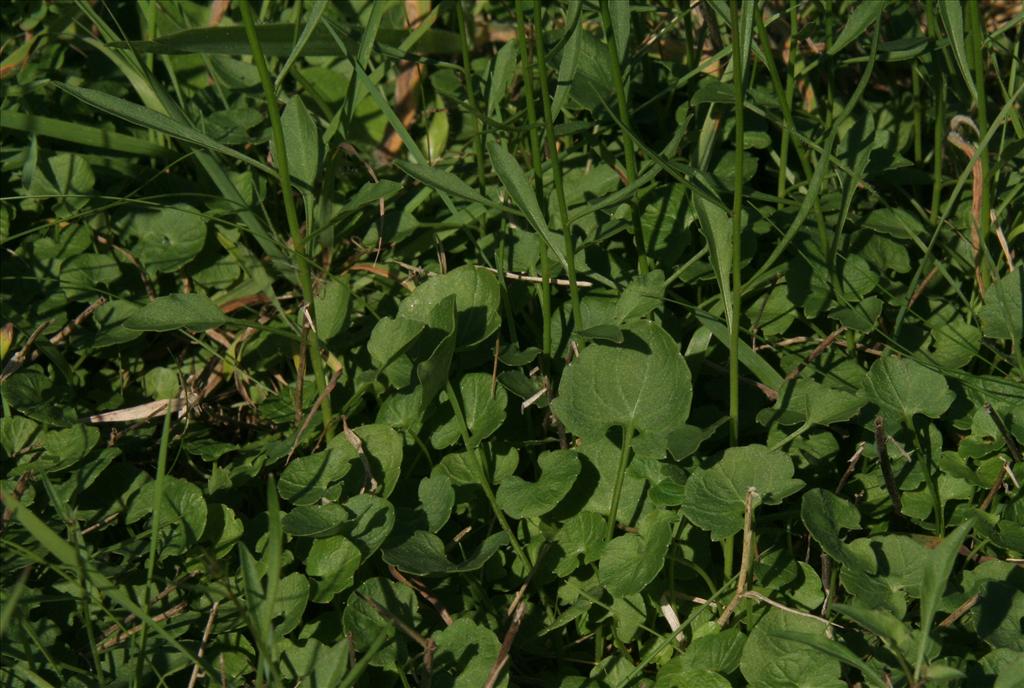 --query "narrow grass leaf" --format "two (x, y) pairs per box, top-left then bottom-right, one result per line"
(55, 84), (278, 180)
(2, 110), (175, 158)
(487, 139), (567, 269)
(937, 1), (978, 102)
(828, 1), (884, 55)
(915, 518), (974, 678)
